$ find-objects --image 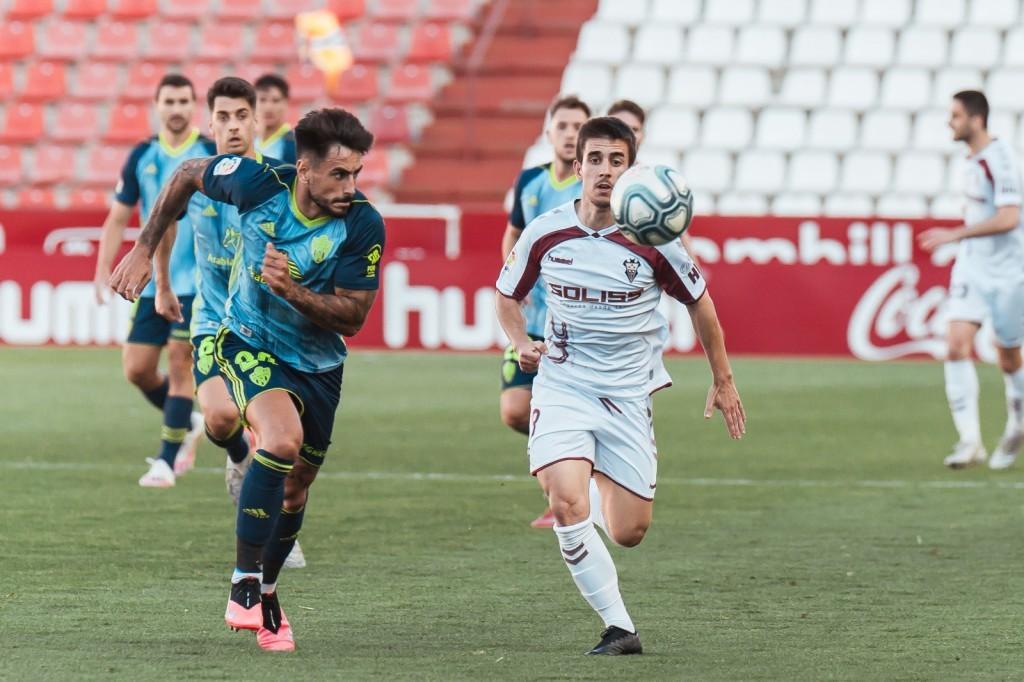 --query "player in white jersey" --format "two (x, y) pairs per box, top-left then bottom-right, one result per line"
(495, 118), (745, 655)
(919, 90), (1024, 470)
